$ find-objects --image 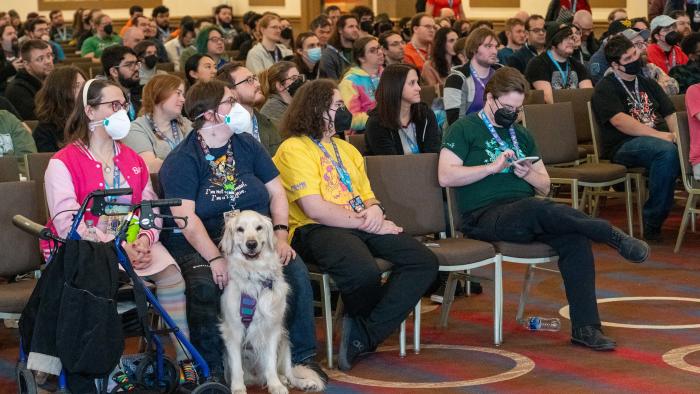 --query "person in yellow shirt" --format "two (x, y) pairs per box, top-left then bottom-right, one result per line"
(273, 79), (438, 371)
